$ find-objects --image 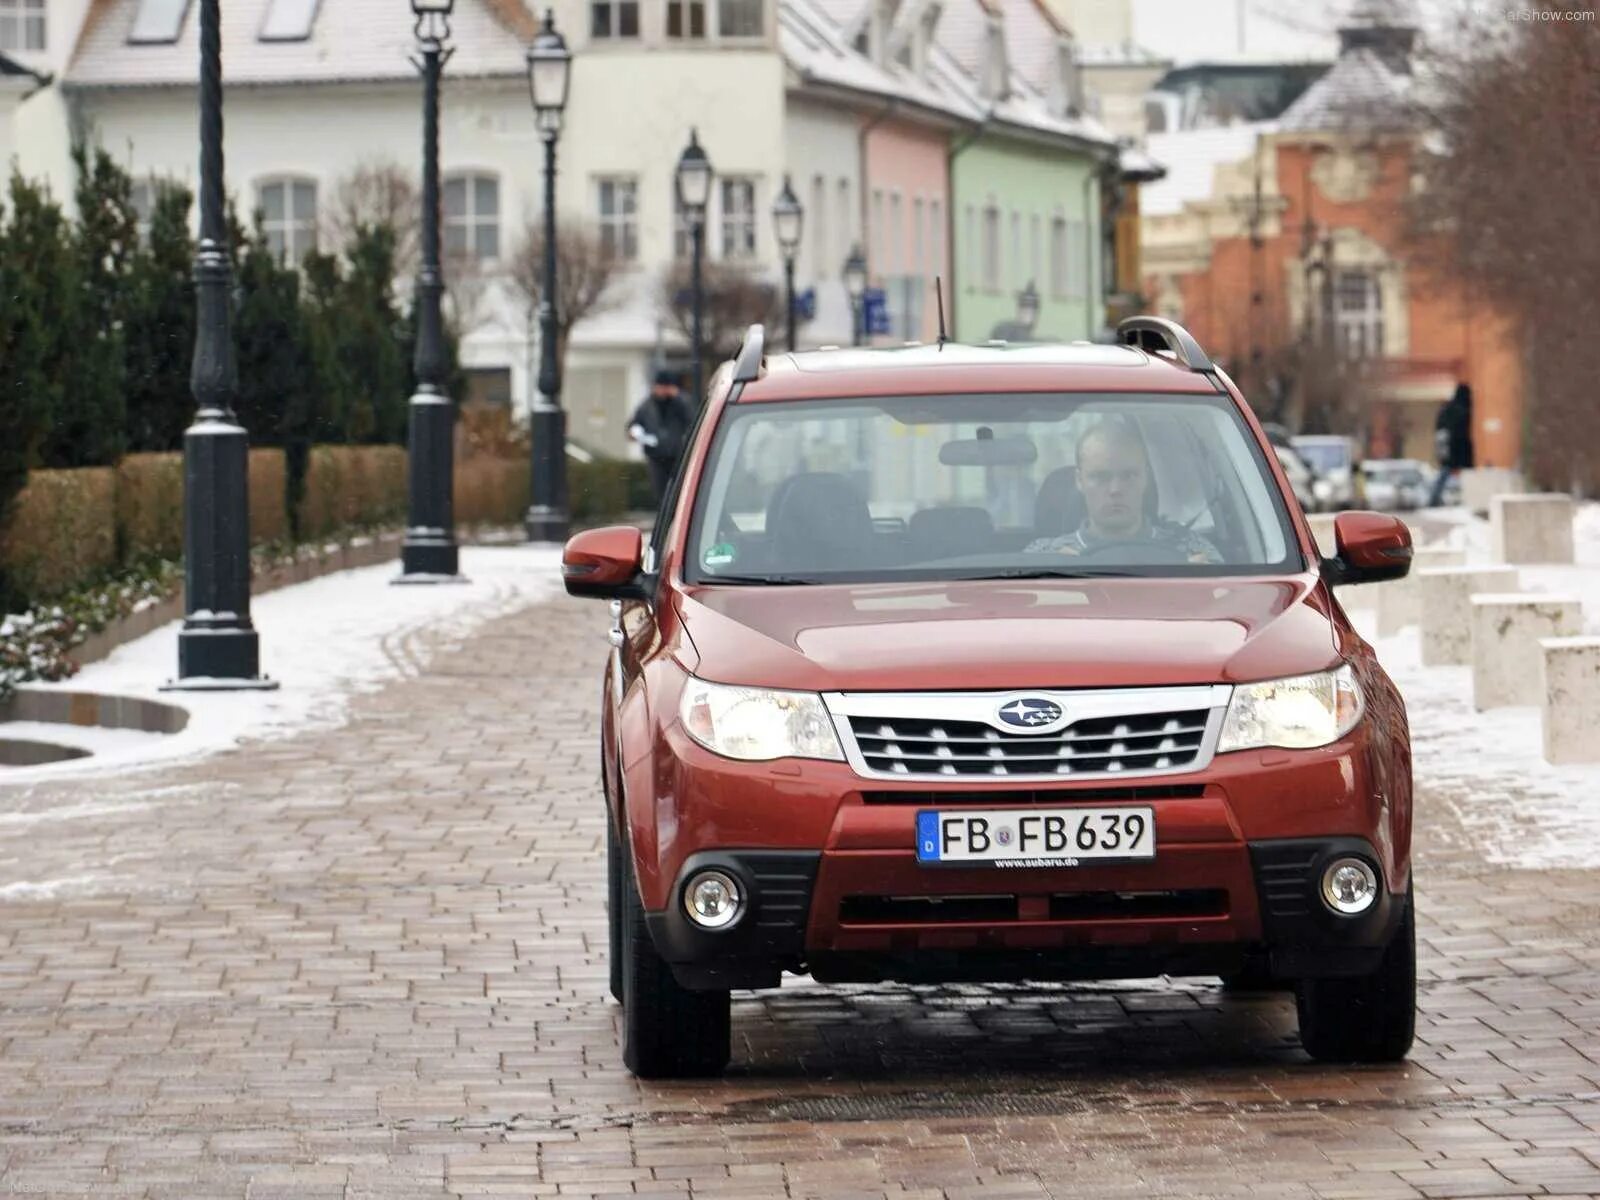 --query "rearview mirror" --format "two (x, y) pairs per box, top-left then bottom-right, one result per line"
(1322, 511), (1412, 586)
(563, 525), (652, 600)
(939, 434), (1038, 467)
